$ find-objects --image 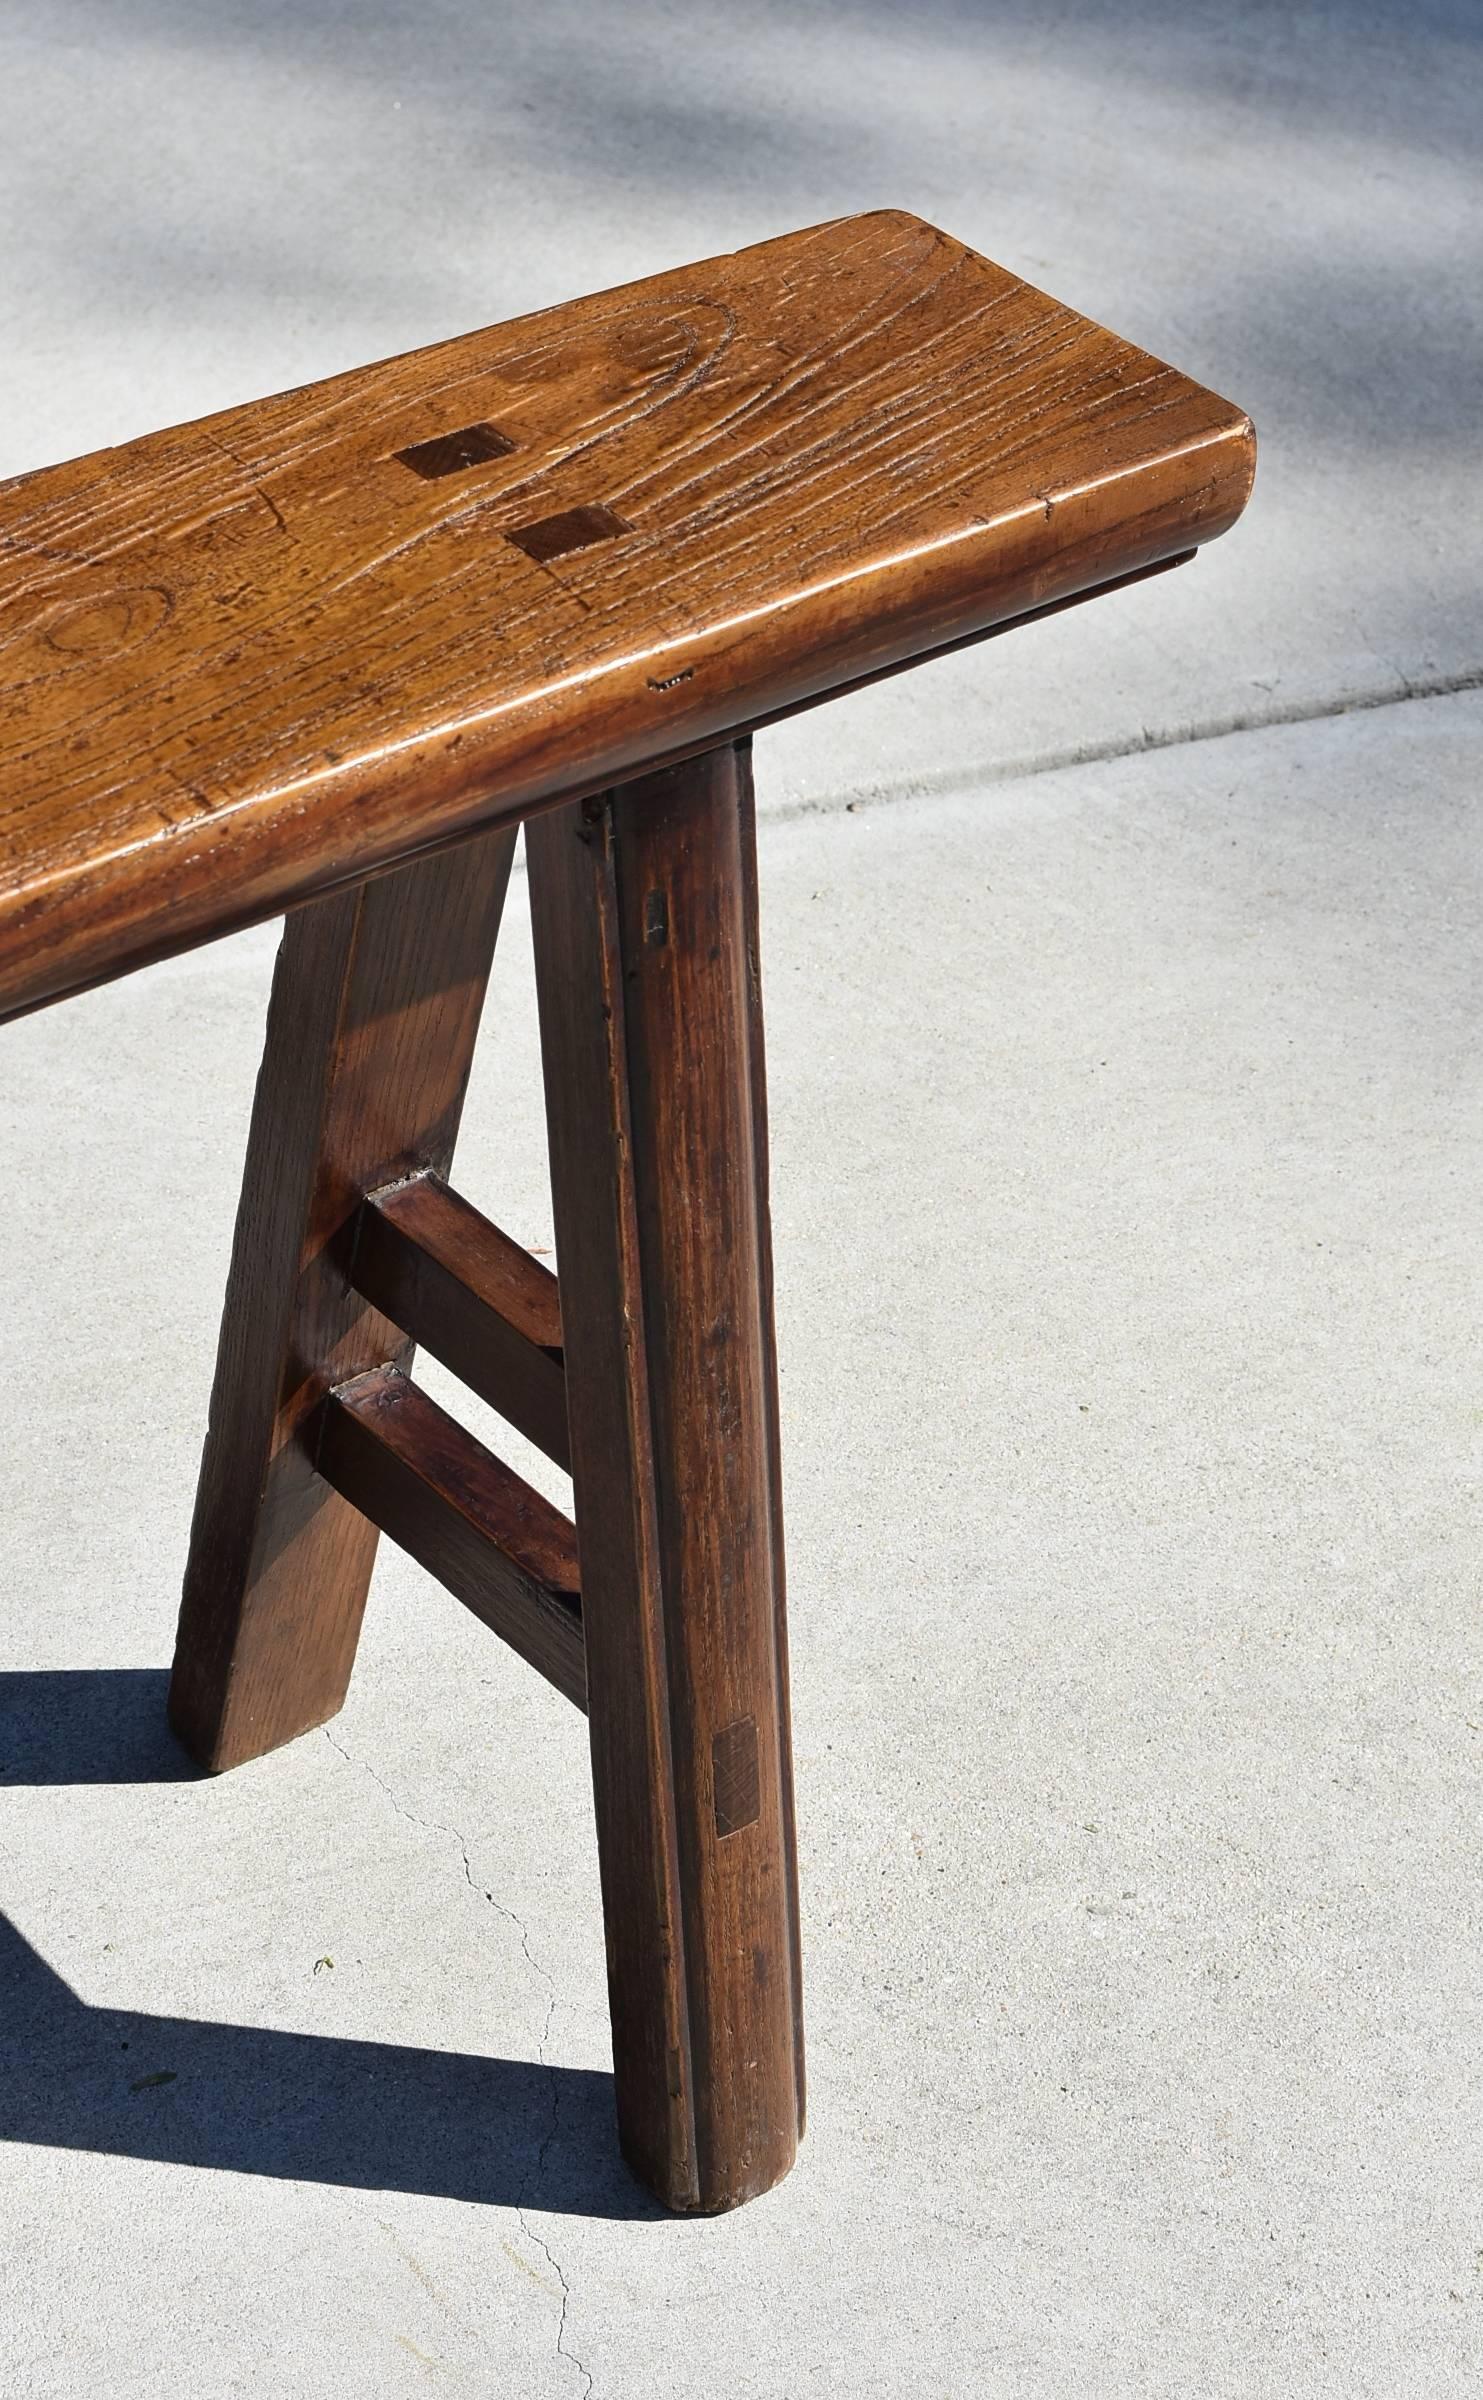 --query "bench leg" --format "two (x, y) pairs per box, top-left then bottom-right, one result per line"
(169, 828), (517, 1772)
(527, 741), (805, 2213)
